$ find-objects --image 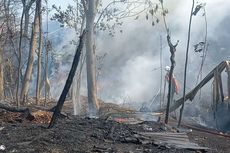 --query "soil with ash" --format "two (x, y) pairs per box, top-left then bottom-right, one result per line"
(0, 100), (230, 153)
